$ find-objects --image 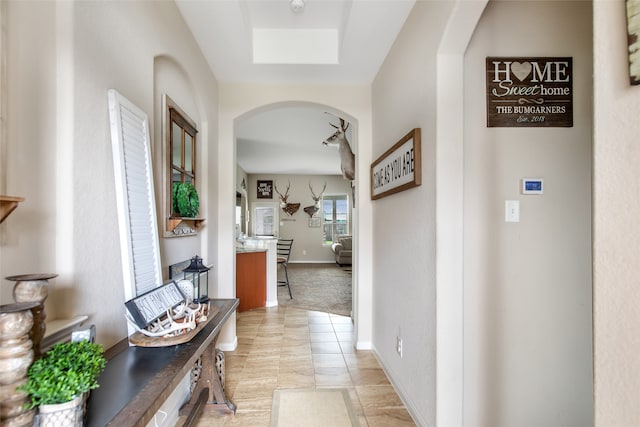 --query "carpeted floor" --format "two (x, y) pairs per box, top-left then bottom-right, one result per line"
(270, 388), (359, 427)
(276, 263), (352, 317)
